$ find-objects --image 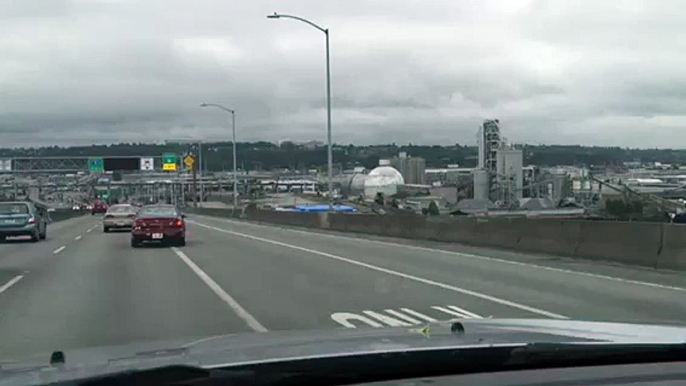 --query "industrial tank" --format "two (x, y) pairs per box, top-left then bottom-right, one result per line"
(337, 173), (367, 198)
(364, 166), (404, 199)
(473, 169), (489, 201)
